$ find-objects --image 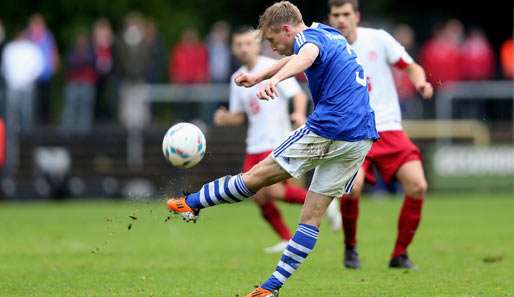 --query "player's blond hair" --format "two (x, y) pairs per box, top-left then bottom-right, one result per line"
(258, 1), (303, 33)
